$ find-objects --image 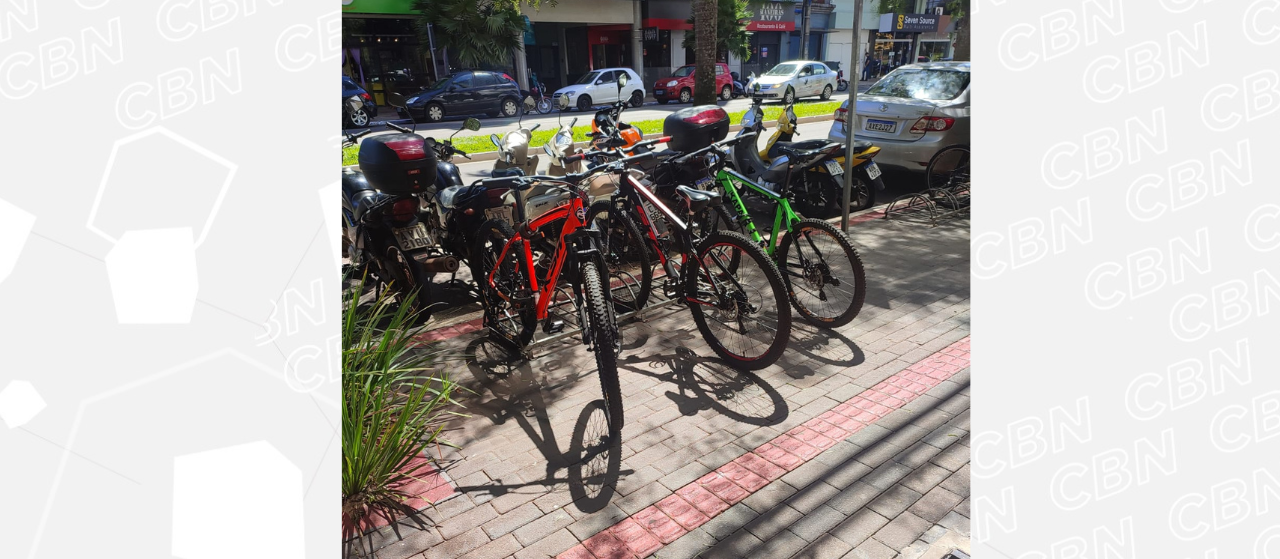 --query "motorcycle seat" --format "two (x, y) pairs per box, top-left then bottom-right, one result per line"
(490, 167), (525, 178)
(769, 139), (872, 159)
(675, 185), (721, 214)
